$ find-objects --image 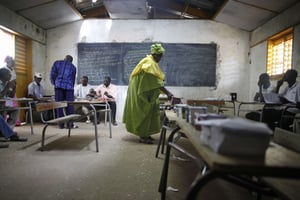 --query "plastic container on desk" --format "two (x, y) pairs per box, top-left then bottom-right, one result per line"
(188, 106), (208, 125)
(174, 104), (188, 119)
